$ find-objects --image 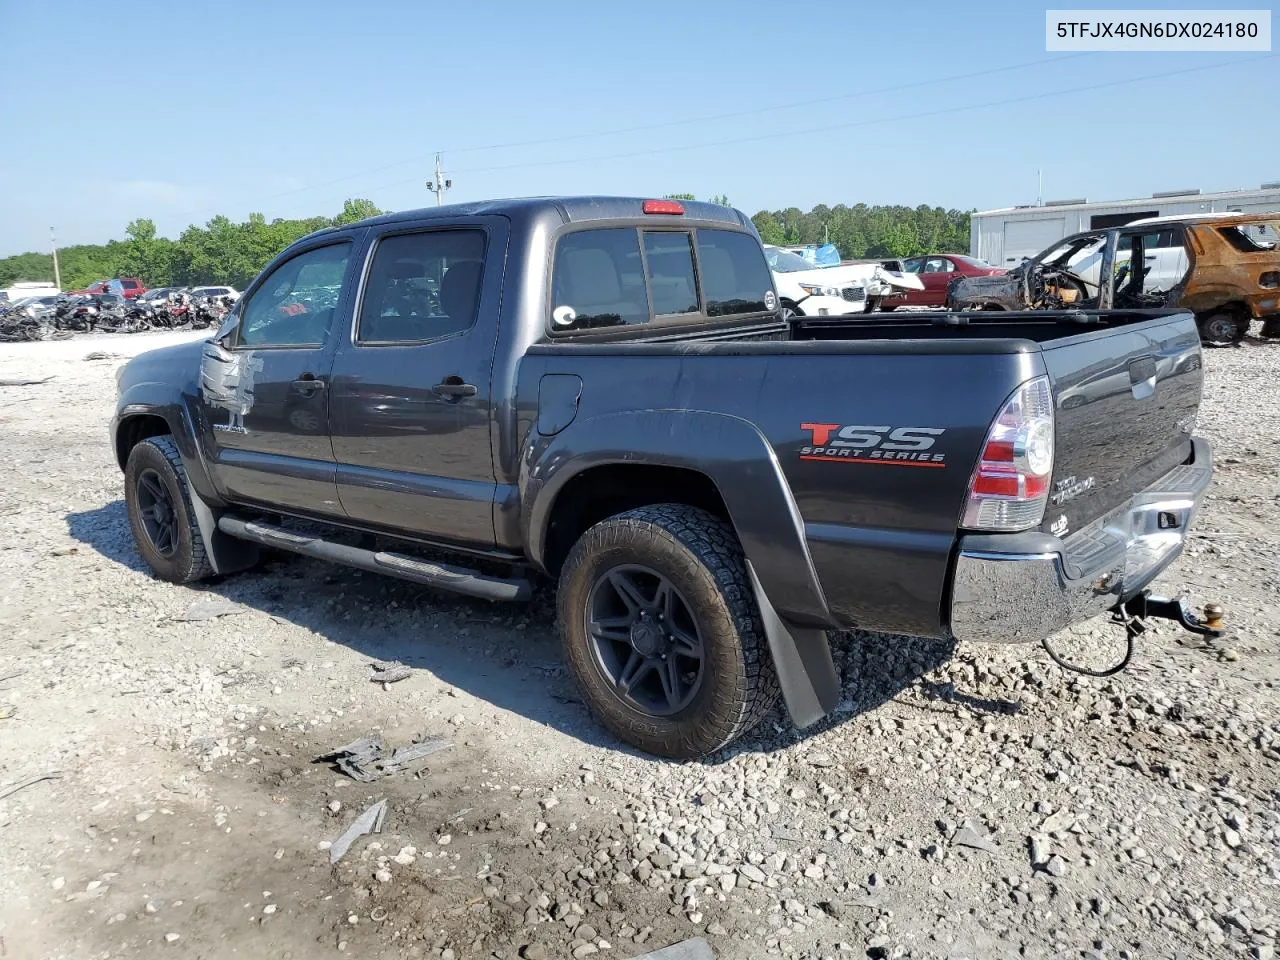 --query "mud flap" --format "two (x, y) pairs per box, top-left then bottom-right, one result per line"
(746, 561), (841, 728)
(187, 490), (258, 576)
